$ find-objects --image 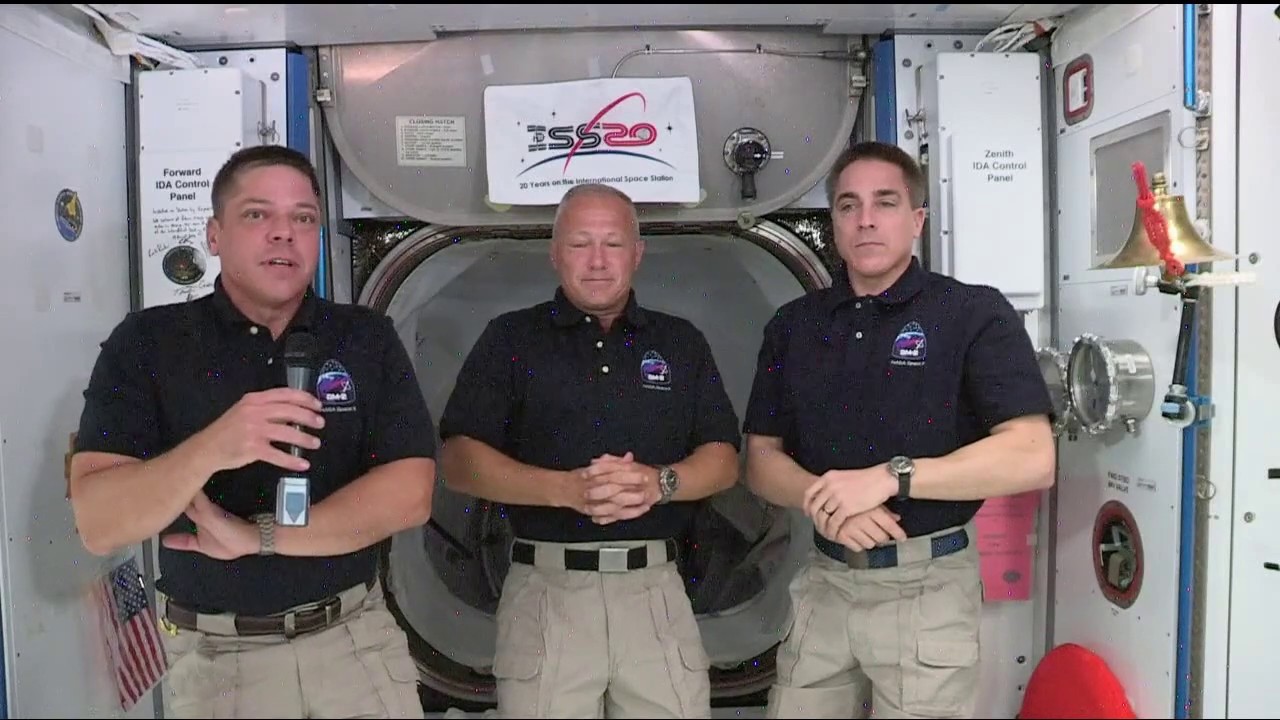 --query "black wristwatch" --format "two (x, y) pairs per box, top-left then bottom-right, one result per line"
(888, 456), (914, 500)
(656, 466), (680, 504)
